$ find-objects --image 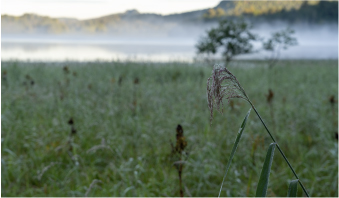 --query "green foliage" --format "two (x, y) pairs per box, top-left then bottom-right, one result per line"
(255, 143), (276, 197)
(287, 179), (299, 197)
(218, 108), (251, 197)
(196, 19), (257, 65)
